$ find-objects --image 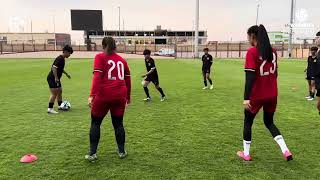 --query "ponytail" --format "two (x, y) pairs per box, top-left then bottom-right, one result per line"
(256, 25), (273, 62)
(102, 37), (116, 55)
(247, 25), (273, 62)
